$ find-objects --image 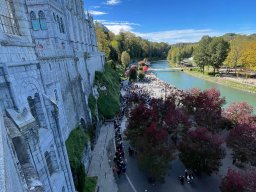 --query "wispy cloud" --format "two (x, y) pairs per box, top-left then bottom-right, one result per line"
(135, 29), (221, 44)
(90, 6), (101, 9)
(96, 20), (140, 34)
(105, 0), (121, 5)
(88, 10), (108, 16)
(136, 29), (256, 44)
(96, 19), (256, 44)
